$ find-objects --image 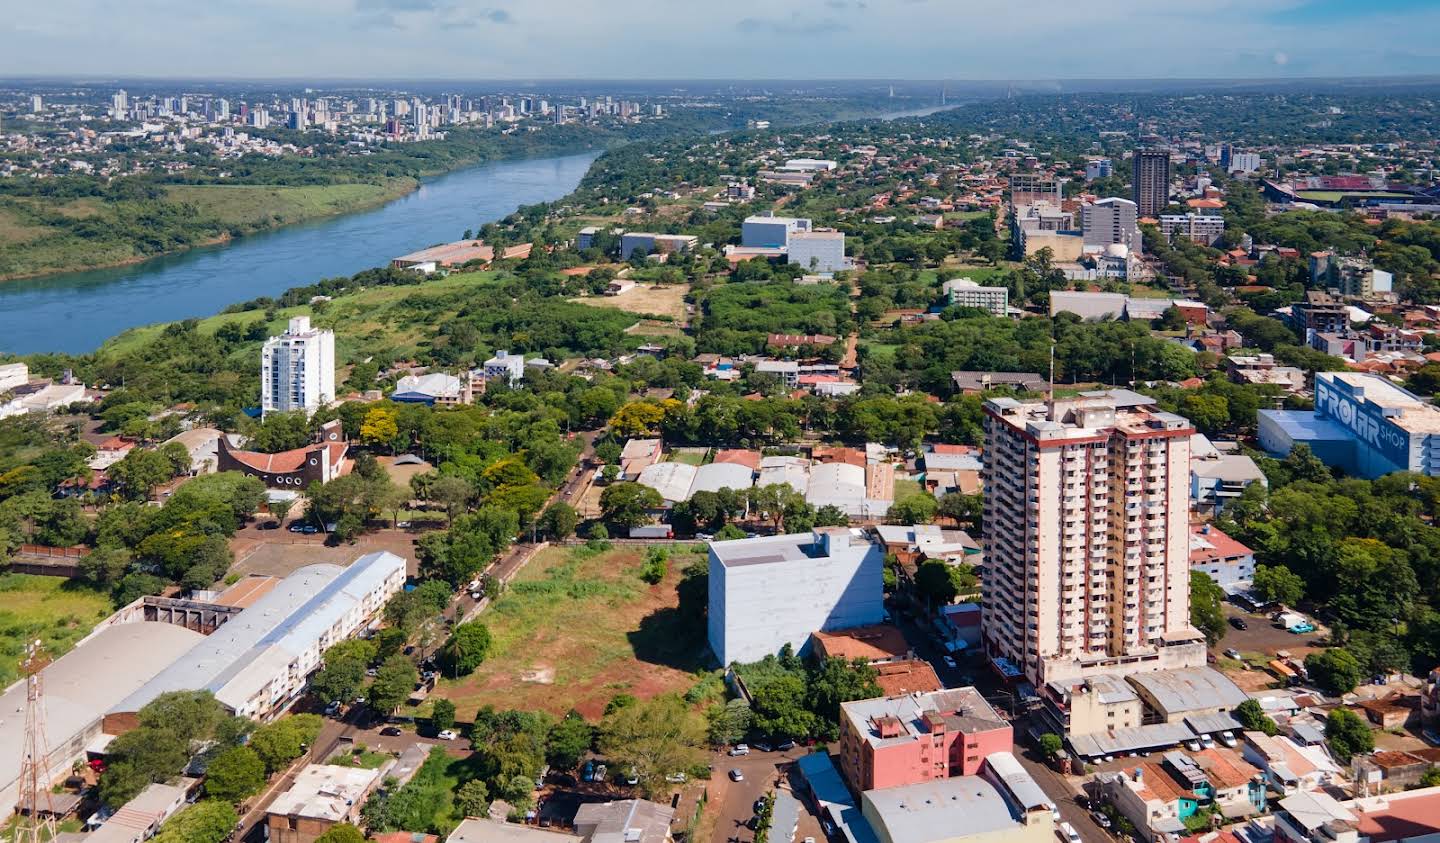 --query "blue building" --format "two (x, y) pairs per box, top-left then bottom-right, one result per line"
(1258, 372), (1440, 478)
